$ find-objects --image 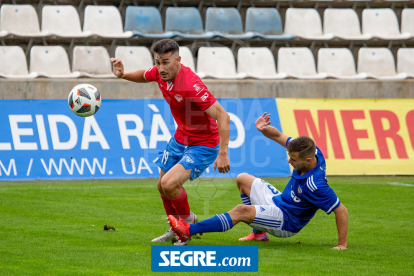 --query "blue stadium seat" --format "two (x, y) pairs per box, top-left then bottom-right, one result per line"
(245, 8), (293, 40)
(125, 6), (174, 38)
(165, 7), (214, 39)
(205, 8), (254, 39)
